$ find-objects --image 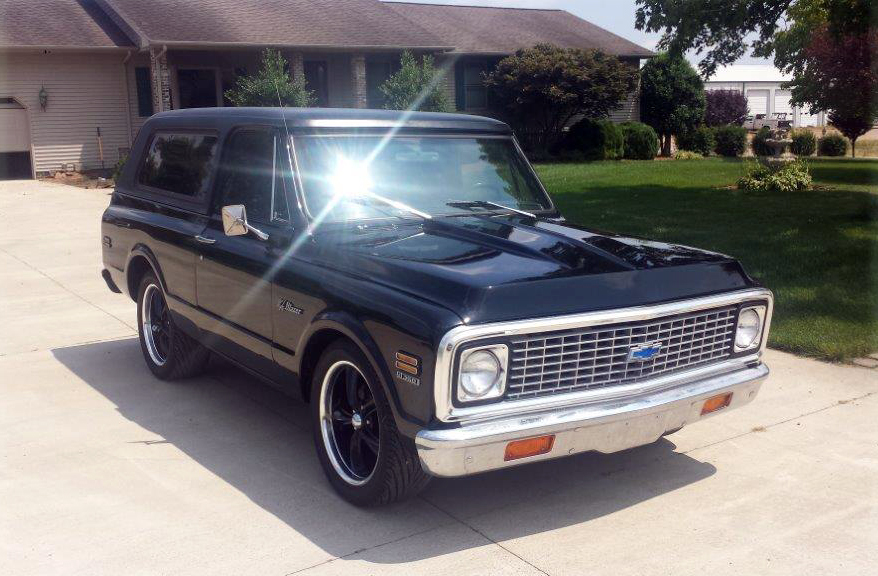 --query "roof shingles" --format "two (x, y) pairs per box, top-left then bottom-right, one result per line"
(0, 0), (132, 48)
(0, 0), (653, 57)
(383, 1), (654, 57)
(101, 0), (449, 49)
